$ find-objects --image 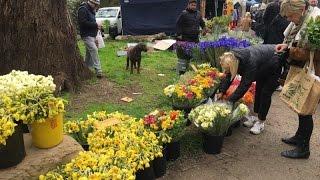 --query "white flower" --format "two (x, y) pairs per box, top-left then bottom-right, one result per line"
(201, 122), (209, 128)
(163, 85), (175, 97)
